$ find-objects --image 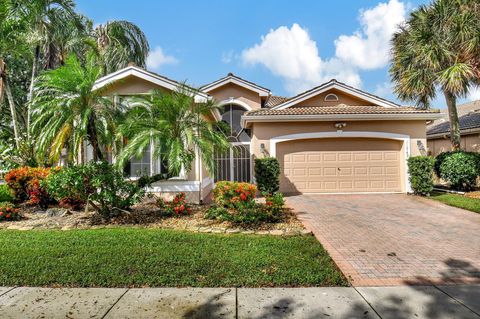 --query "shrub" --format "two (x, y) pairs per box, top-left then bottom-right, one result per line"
(407, 156), (435, 195)
(440, 152), (480, 191)
(58, 197), (85, 211)
(137, 173), (167, 188)
(264, 192), (285, 219)
(0, 202), (20, 221)
(205, 206), (230, 220)
(0, 185), (13, 203)
(5, 167), (54, 208)
(46, 162), (145, 218)
(212, 181), (256, 209)
(254, 157), (280, 195)
(434, 151), (461, 177)
(157, 193), (192, 216)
